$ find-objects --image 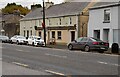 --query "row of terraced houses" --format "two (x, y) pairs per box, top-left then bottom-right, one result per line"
(20, 2), (120, 48)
